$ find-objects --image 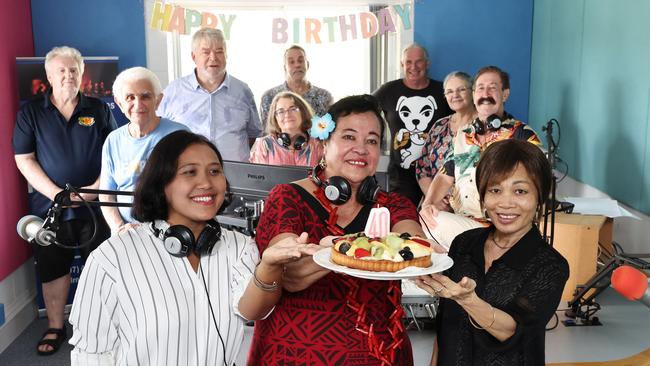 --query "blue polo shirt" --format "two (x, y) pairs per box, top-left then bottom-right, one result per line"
(13, 90), (117, 219)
